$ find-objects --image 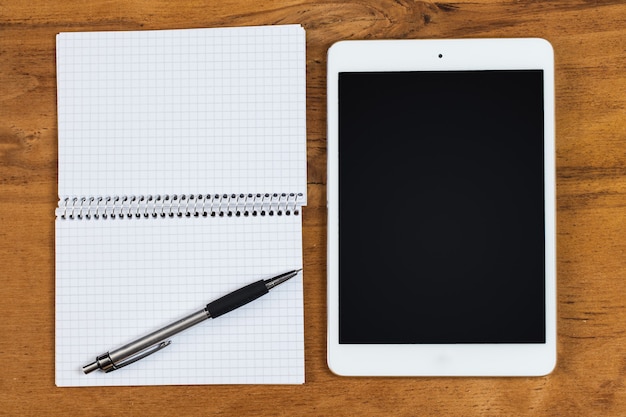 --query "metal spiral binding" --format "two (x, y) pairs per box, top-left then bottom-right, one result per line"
(55, 193), (303, 220)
